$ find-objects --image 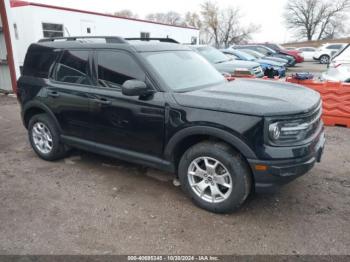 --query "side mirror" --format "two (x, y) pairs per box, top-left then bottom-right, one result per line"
(122, 80), (151, 96)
